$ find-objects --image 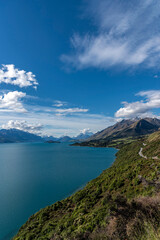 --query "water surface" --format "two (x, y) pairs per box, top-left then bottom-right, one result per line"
(0, 142), (117, 239)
